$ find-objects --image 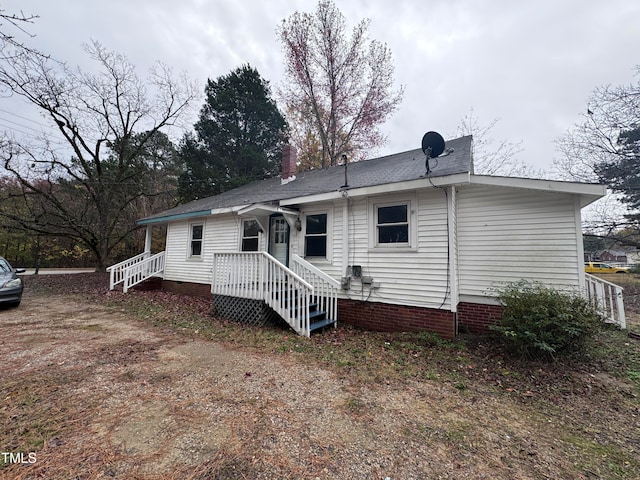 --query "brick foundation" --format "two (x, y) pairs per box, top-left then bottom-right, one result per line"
(161, 280), (211, 297)
(156, 280), (503, 338)
(338, 299), (456, 339)
(457, 302), (504, 334)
